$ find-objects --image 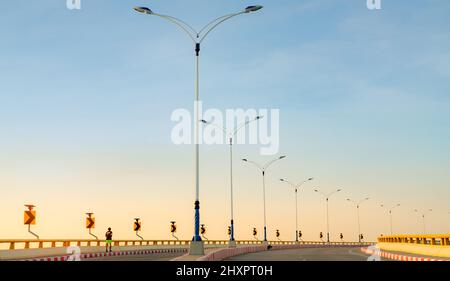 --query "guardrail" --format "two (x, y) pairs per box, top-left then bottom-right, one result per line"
(378, 234), (450, 246)
(0, 239), (372, 250)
